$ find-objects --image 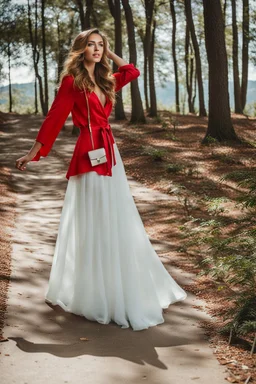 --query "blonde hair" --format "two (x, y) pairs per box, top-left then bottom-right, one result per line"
(60, 28), (116, 104)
